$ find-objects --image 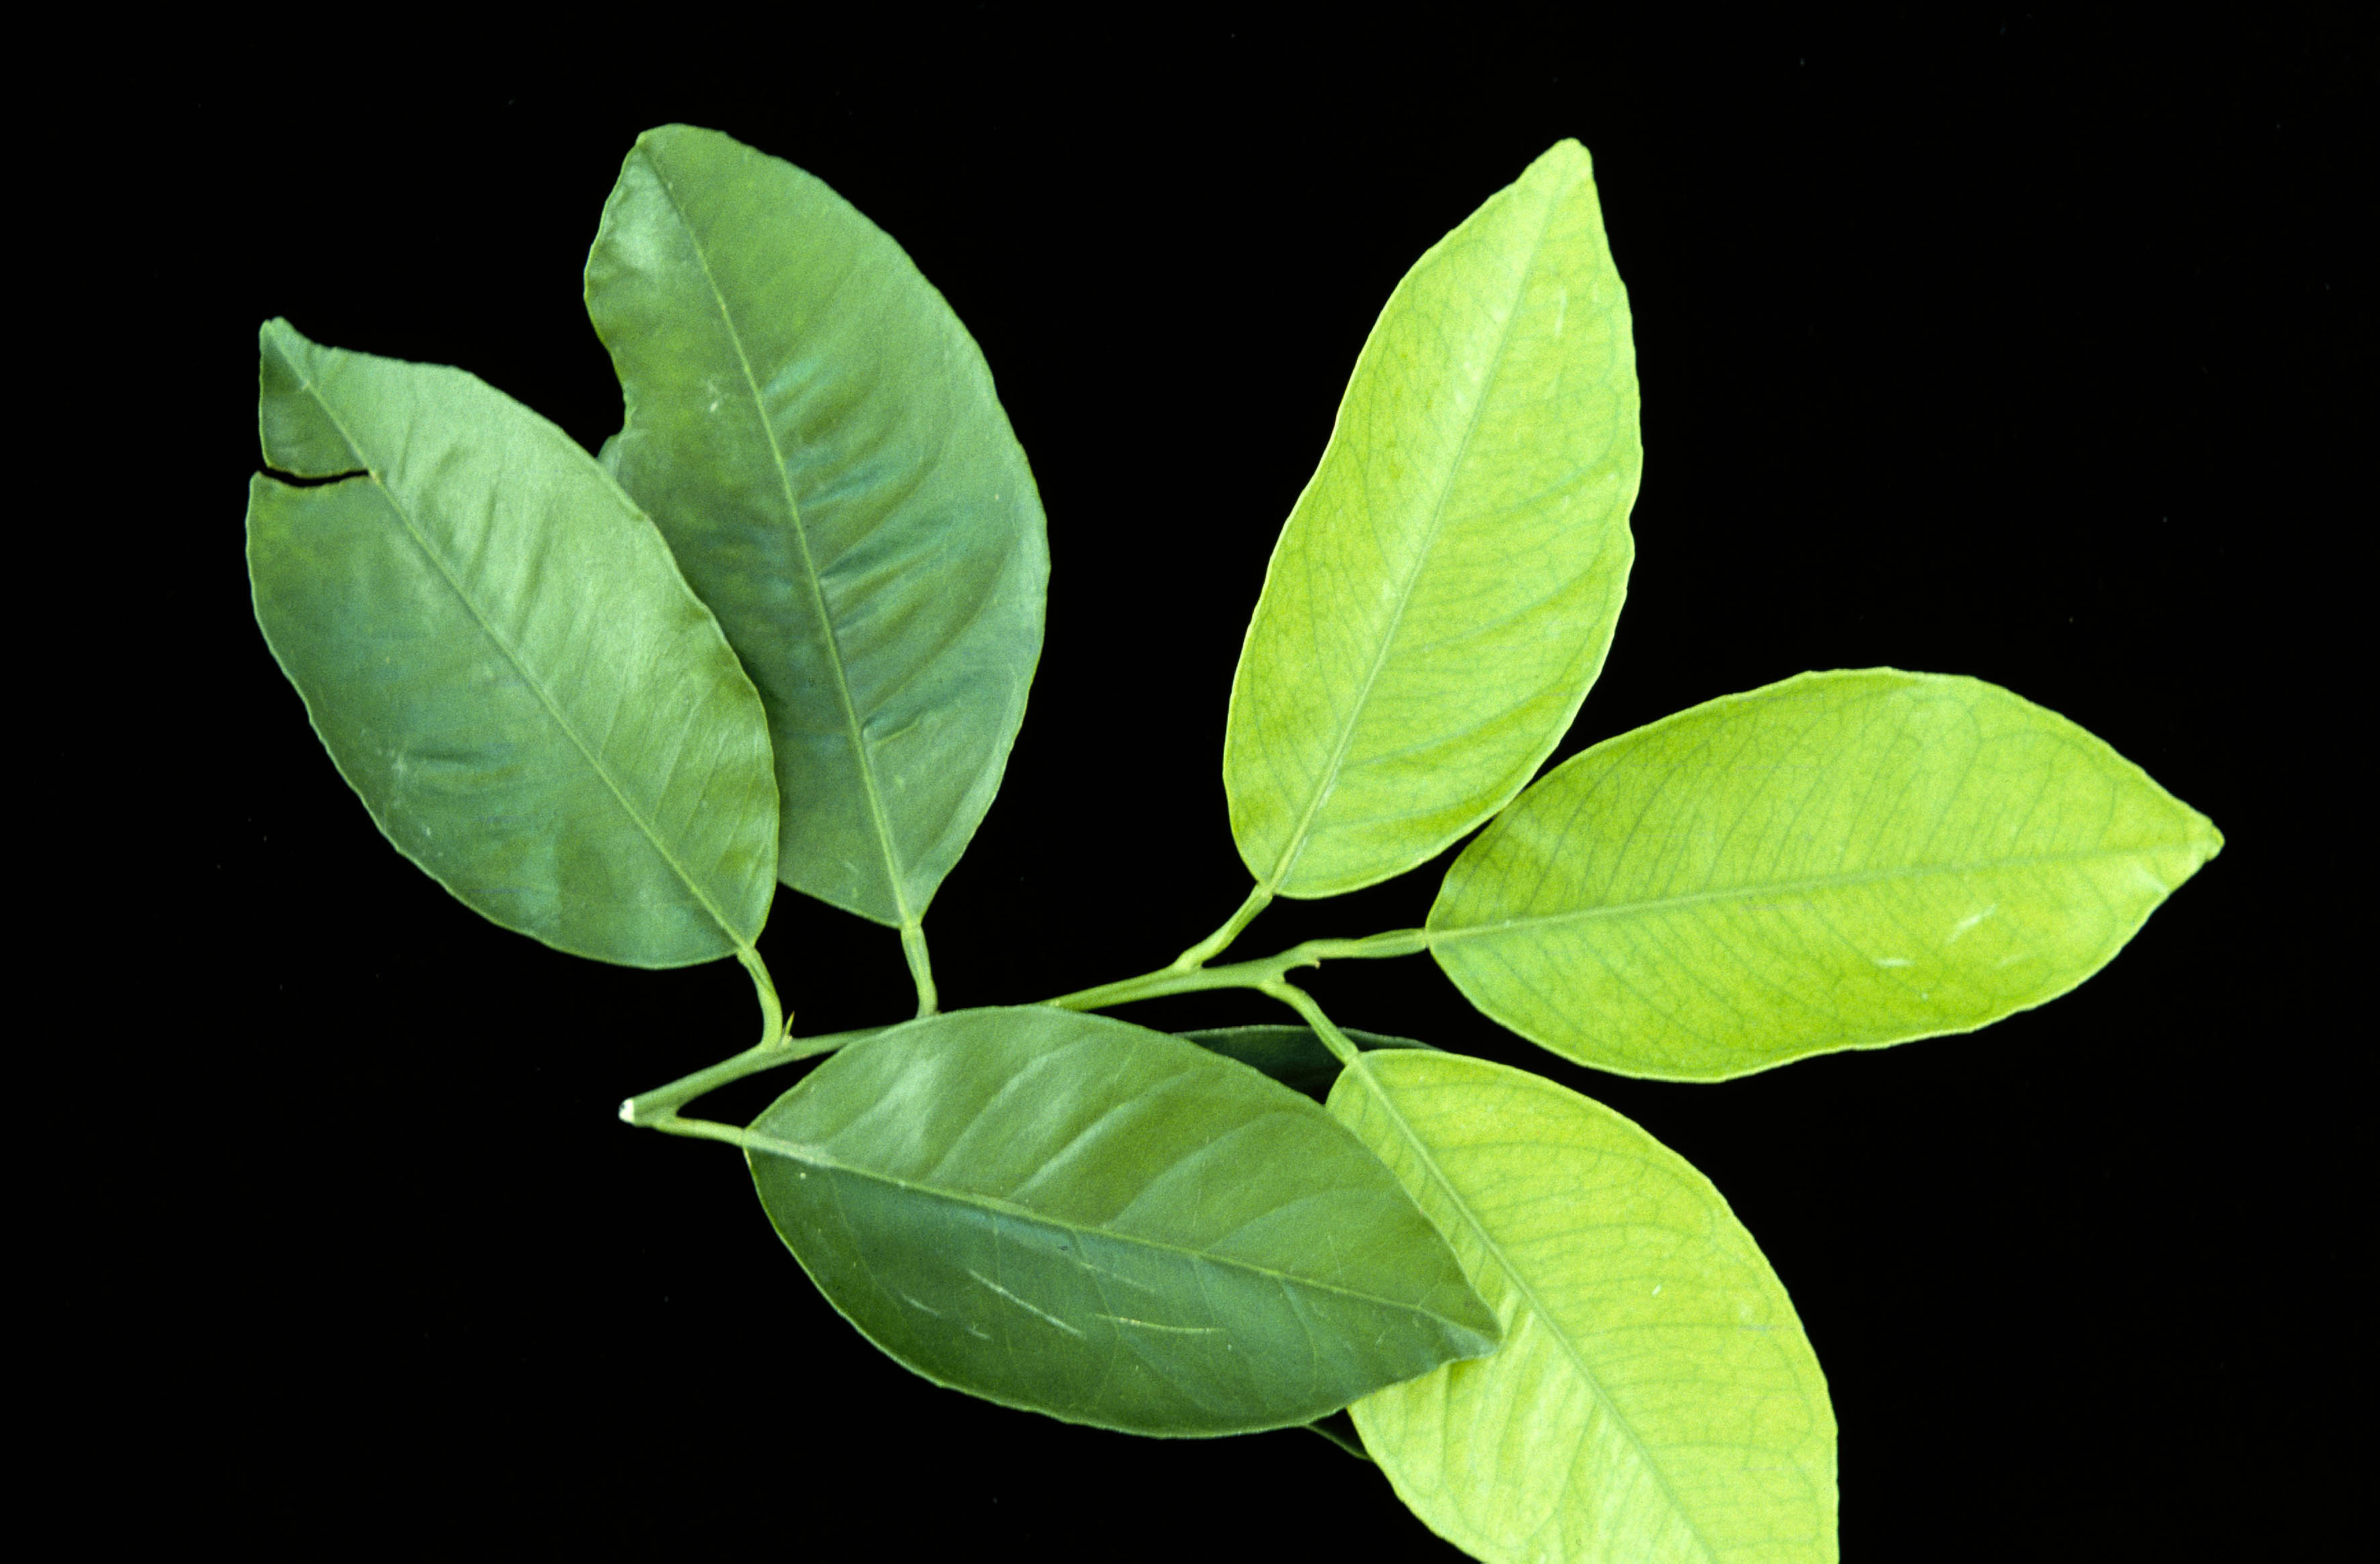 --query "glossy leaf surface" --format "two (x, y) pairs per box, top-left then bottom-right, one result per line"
(1330, 1050), (1835, 1563)
(1225, 139), (1639, 899)
(1181, 1024), (1435, 1104)
(746, 1007), (1499, 1435)
(586, 124), (1048, 928)
(1432, 670), (2222, 1079)
(245, 320), (777, 966)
